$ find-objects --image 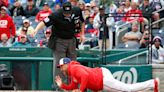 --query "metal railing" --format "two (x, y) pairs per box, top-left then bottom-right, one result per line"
(152, 8), (164, 14)
(118, 50), (148, 65)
